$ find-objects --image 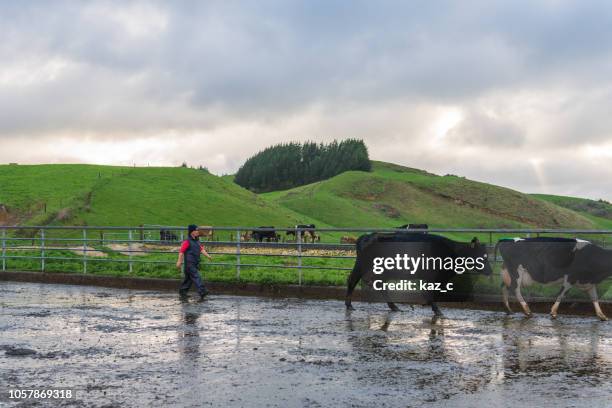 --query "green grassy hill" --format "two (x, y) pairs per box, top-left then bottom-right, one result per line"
(261, 161), (601, 233)
(1, 162), (608, 233)
(532, 194), (612, 229)
(0, 164), (322, 228)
